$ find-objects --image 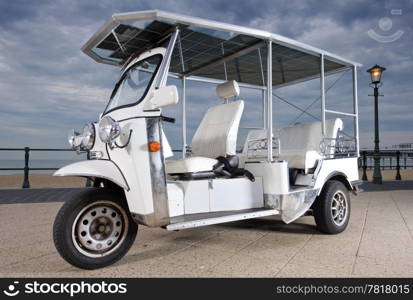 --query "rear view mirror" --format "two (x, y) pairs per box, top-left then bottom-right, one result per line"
(145, 85), (179, 110)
